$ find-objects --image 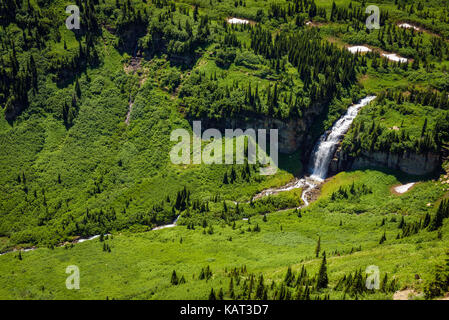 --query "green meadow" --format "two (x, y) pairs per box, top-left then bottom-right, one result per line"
(0, 169), (447, 299)
(1, 0), (449, 300)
